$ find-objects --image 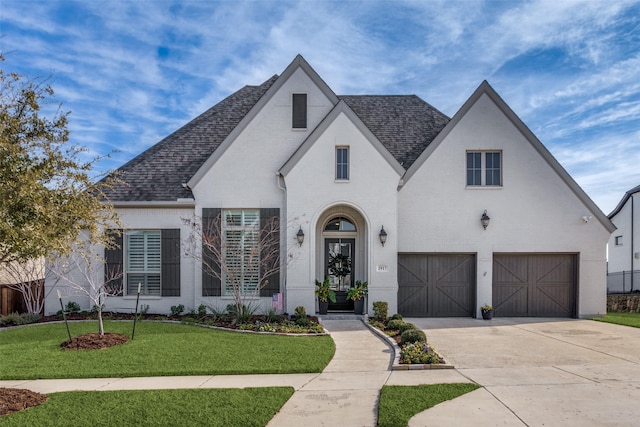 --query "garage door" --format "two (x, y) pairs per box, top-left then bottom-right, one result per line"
(493, 254), (576, 317)
(398, 254), (475, 317)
